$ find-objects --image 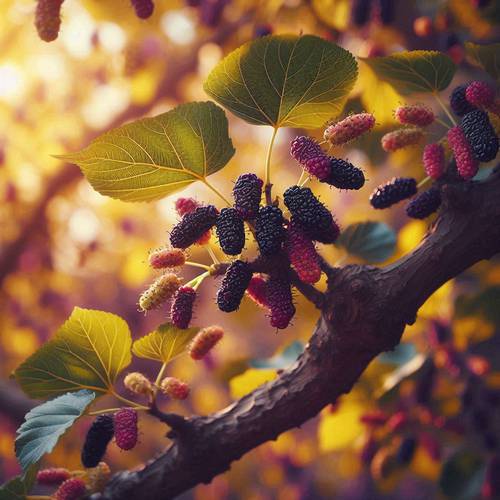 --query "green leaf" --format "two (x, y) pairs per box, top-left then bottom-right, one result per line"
(465, 42), (500, 81)
(0, 464), (38, 500)
(204, 34), (358, 128)
(15, 307), (132, 399)
(59, 102), (235, 202)
(132, 322), (199, 364)
(15, 390), (95, 472)
(335, 221), (396, 263)
(250, 341), (304, 369)
(361, 50), (456, 94)
(439, 449), (485, 500)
